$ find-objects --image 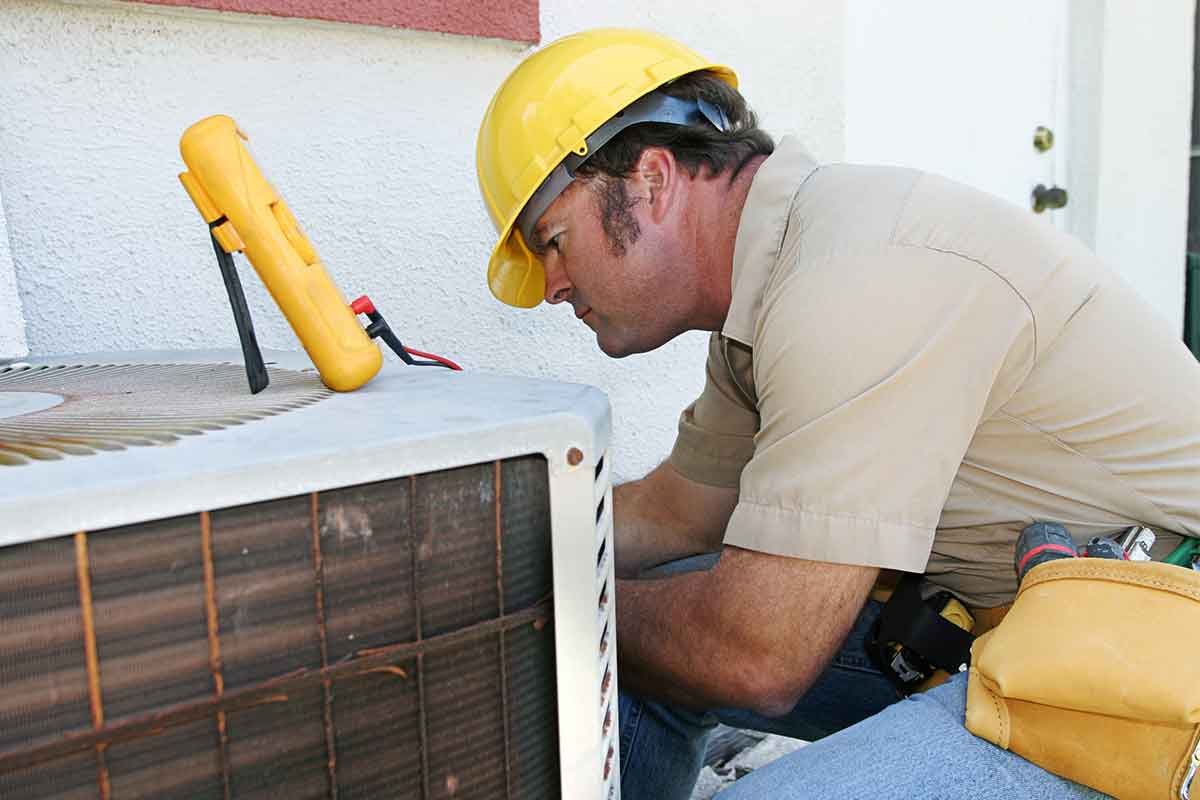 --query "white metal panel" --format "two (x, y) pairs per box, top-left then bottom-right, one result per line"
(549, 446), (619, 800)
(0, 347), (619, 799)
(0, 350), (611, 547)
